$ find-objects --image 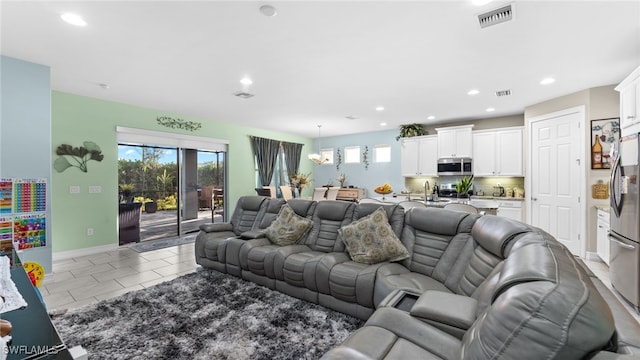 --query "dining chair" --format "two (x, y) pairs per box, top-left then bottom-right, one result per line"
(443, 203), (479, 214)
(312, 187), (328, 201)
(280, 185), (293, 201)
(325, 187), (340, 201)
(262, 186), (277, 198)
(255, 188), (272, 197)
